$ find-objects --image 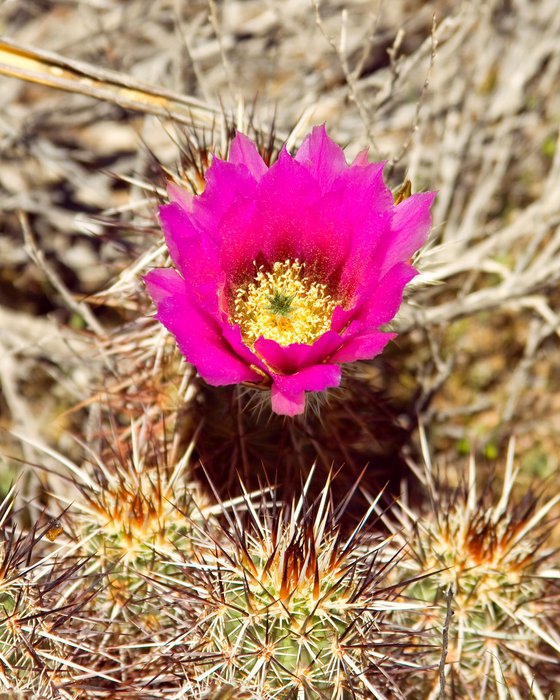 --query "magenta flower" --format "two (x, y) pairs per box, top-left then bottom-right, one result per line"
(145, 126), (435, 416)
